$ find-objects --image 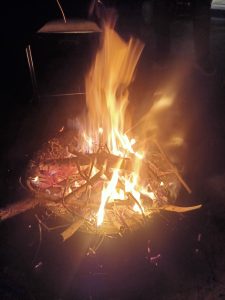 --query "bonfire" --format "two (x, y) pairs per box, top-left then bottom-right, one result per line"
(0, 17), (201, 247)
